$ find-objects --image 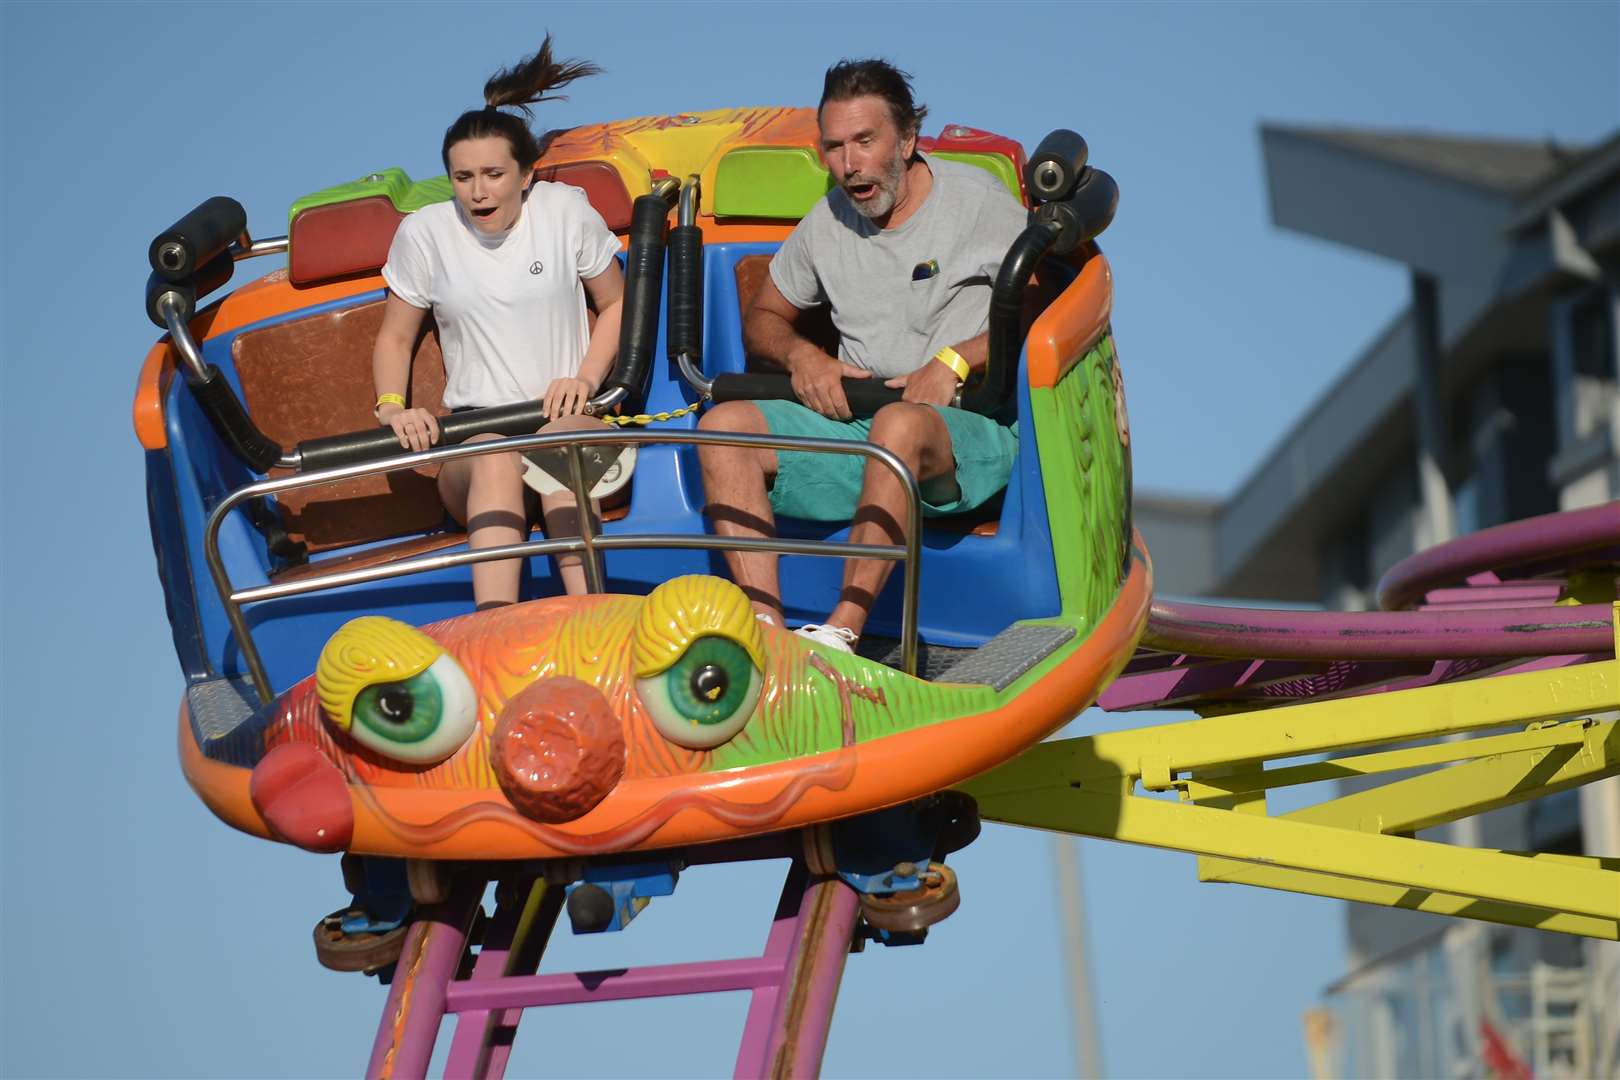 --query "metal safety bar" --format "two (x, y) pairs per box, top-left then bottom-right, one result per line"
(159, 261), (302, 471)
(159, 294), (211, 384)
(231, 233), (289, 260)
(203, 427), (924, 701)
